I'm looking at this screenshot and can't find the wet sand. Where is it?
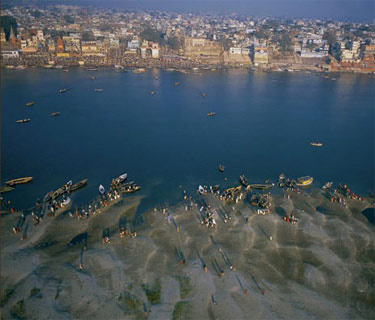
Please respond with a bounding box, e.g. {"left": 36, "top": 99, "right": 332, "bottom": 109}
{"left": 1, "top": 189, "right": 374, "bottom": 320}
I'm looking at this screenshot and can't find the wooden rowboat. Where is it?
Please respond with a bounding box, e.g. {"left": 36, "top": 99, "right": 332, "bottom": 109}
{"left": 6, "top": 177, "right": 33, "bottom": 186}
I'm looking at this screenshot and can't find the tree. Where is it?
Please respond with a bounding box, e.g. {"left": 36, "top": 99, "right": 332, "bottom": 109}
{"left": 323, "top": 31, "right": 337, "bottom": 46}
{"left": 265, "top": 20, "right": 279, "bottom": 31}
{"left": 63, "top": 15, "right": 74, "bottom": 24}
{"left": 220, "top": 38, "right": 232, "bottom": 51}
{"left": 140, "top": 27, "right": 163, "bottom": 44}
{"left": 0, "top": 15, "right": 17, "bottom": 40}
{"left": 254, "top": 26, "right": 268, "bottom": 39}
{"left": 278, "top": 33, "right": 293, "bottom": 52}
{"left": 82, "top": 31, "right": 95, "bottom": 41}
{"left": 167, "top": 36, "right": 180, "bottom": 50}
{"left": 31, "top": 10, "right": 42, "bottom": 18}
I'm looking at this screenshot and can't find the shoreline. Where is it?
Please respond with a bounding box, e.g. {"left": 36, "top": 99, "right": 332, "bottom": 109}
{"left": 1, "top": 185, "right": 374, "bottom": 319}
{"left": 2, "top": 63, "right": 375, "bottom": 75}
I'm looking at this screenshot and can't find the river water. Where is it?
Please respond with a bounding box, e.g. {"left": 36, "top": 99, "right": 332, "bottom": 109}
{"left": 2, "top": 68, "right": 374, "bottom": 212}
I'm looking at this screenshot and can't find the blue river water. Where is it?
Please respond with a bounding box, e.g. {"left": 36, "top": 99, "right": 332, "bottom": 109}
{"left": 2, "top": 69, "right": 374, "bottom": 212}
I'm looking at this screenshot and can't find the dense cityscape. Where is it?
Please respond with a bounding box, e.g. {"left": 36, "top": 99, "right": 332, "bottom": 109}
{"left": 1, "top": 4, "right": 375, "bottom": 72}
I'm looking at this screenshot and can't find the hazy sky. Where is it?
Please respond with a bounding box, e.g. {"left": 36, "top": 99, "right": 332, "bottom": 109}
{"left": 14, "top": 0, "right": 375, "bottom": 21}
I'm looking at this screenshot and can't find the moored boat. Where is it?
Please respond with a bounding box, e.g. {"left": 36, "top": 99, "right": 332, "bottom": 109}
{"left": 310, "top": 142, "right": 323, "bottom": 147}
{"left": 239, "top": 174, "right": 248, "bottom": 187}
{"left": 52, "top": 180, "right": 72, "bottom": 199}
{"left": 50, "top": 112, "right": 60, "bottom": 116}
{"left": 99, "top": 184, "right": 105, "bottom": 194}
{"left": 16, "top": 119, "right": 31, "bottom": 123}
{"left": 111, "top": 173, "right": 127, "bottom": 185}
{"left": 26, "top": 101, "right": 35, "bottom": 107}
{"left": 120, "top": 183, "right": 141, "bottom": 194}
{"left": 0, "top": 185, "right": 14, "bottom": 193}
{"left": 133, "top": 68, "right": 146, "bottom": 74}
{"left": 6, "top": 177, "right": 33, "bottom": 186}
{"left": 43, "top": 191, "right": 53, "bottom": 202}
{"left": 89, "top": 76, "right": 96, "bottom": 80}
{"left": 249, "top": 184, "right": 273, "bottom": 190}
{"left": 70, "top": 178, "right": 88, "bottom": 192}
{"left": 256, "top": 209, "right": 272, "bottom": 215}
{"left": 296, "top": 176, "right": 313, "bottom": 187}
{"left": 322, "top": 181, "right": 333, "bottom": 189}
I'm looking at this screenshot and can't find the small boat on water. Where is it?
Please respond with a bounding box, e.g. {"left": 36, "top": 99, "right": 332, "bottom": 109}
{"left": 296, "top": 176, "right": 313, "bottom": 187}
{"left": 174, "top": 82, "right": 180, "bottom": 86}
{"left": 322, "top": 181, "right": 333, "bottom": 189}
{"left": 16, "top": 119, "right": 31, "bottom": 123}
{"left": 99, "top": 184, "right": 105, "bottom": 195}
{"left": 198, "top": 185, "right": 206, "bottom": 195}
{"left": 112, "top": 173, "right": 127, "bottom": 185}
{"left": 87, "top": 68, "right": 98, "bottom": 71}
{"left": 211, "top": 184, "right": 220, "bottom": 192}
{"left": 94, "top": 88, "right": 103, "bottom": 92}
{"left": 26, "top": 101, "right": 35, "bottom": 107}
{"left": 43, "top": 191, "right": 53, "bottom": 202}
{"left": 207, "top": 112, "right": 216, "bottom": 117}
{"left": 6, "top": 177, "right": 33, "bottom": 186}
{"left": 202, "top": 93, "right": 207, "bottom": 97}
{"left": 71, "top": 178, "right": 88, "bottom": 192}
{"left": 239, "top": 174, "right": 249, "bottom": 187}
{"left": 310, "top": 142, "right": 323, "bottom": 147}
{"left": 50, "top": 112, "right": 60, "bottom": 117}
{"left": 59, "top": 88, "right": 67, "bottom": 93}
{"left": 52, "top": 180, "right": 72, "bottom": 199}
{"left": 63, "top": 69, "right": 69, "bottom": 72}
{"left": 224, "top": 186, "right": 242, "bottom": 195}
{"left": 120, "top": 182, "right": 141, "bottom": 194}
{"left": 0, "top": 185, "right": 14, "bottom": 193}
{"left": 249, "top": 184, "right": 273, "bottom": 190}
{"left": 150, "top": 90, "right": 155, "bottom": 95}
{"left": 218, "top": 165, "right": 225, "bottom": 172}
{"left": 61, "top": 197, "right": 71, "bottom": 207}
{"left": 89, "top": 76, "right": 96, "bottom": 80}
{"left": 133, "top": 68, "right": 146, "bottom": 74}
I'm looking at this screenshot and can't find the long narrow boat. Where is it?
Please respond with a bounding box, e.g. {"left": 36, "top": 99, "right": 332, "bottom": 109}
{"left": 6, "top": 177, "right": 33, "bottom": 186}
{"left": 239, "top": 174, "right": 248, "bottom": 187}
{"left": 0, "top": 186, "right": 14, "bottom": 193}
{"left": 59, "top": 88, "right": 67, "bottom": 93}
{"left": 296, "top": 176, "right": 313, "bottom": 187}
{"left": 50, "top": 112, "right": 60, "bottom": 117}
{"left": 112, "top": 173, "right": 127, "bottom": 185}
{"left": 249, "top": 184, "right": 273, "bottom": 190}
{"left": 70, "top": 178, "right": 88, "bottom": 192}
{"left": 223, "top": 185, "right": 242, "bottom": 195}
{"left": 43, "top": 191, "right": 53, "bottom": 203}
{"left": 120, "top": 183, "right": 141, "bottom": 194}
{"left": 26, "top": 101, "right": 35, "bottom": 107}
{"left": 16, "top": 119, "right": 31, "bottom": 123}
{"left": 94, "top": 88, "right": 103, "bottom": 92}
{"left": 207, "top": 112, "right": 216, "bottom": 116}
{"left": 310, "top": 142, "right": 323, "bottom": 147}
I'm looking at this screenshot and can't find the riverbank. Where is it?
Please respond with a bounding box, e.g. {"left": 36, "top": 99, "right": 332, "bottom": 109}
{"left": 1, "top": 186, "right": 374, "bottom": 319}
{"left": 2, "top": 60, "right": 374, "bottom": 75}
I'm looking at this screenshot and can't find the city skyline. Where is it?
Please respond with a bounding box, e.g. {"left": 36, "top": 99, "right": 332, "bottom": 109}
{"left": 2, "top": 0, "right": 374, "bottom": 22}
